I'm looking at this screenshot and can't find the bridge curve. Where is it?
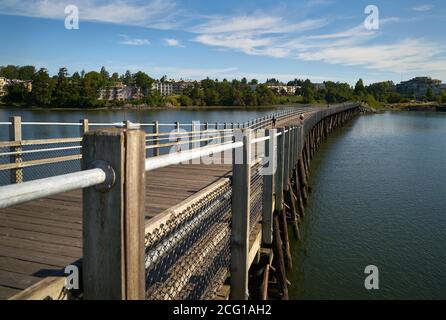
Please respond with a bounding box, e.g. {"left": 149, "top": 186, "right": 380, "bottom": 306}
{"left": 0, "top": 103, "right": 360, "bottom": 300}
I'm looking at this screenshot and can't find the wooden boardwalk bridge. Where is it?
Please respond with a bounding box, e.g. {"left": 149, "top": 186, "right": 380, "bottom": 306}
{"left": 0, "top": 104, "right": 361, "bottom": 300}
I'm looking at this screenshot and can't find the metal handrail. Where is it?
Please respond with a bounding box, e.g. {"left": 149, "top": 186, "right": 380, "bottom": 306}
{"left": 145, "top": 141, "right": 243, "bottom": 172}
{"left": 0, "top": 168, "right": 106, "bottom": 209}
{"left": 0, "top": 109, "right": 305, "bottom": 209}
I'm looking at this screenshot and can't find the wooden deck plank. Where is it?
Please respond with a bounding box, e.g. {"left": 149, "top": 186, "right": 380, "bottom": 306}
{"left": 0, "top": 270, "right": 43, "bottom": 290}
{"left": 0, "top": 110, "right": 313, "bottom": 299}
{"left": 0, "top": 163, "right": 234, "bottom": 299}
{"left": 0, "top": 286, "right": 20, "bottom": 299}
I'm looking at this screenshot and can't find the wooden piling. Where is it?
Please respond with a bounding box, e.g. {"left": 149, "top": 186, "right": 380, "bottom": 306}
{"left": 273, "top": 213, "right": 288, "bottom": 300}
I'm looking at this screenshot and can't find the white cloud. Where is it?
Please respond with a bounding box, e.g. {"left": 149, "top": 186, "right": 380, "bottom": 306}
{"left": 195, "top": 14, "right": 446, "bottom": 77}
{"left": 119, "top": 34, "right": 150, "bottom": 46}
{"left": 151, "top": 66, "right": 334, "bottom": 82}
{"left": 298, "top": 39, "right": 446, "bottom": 74}
{"left": 193, "top": 15, "right": 327, "bottom": 35}
{"left": 151, "top": 66, "right": 239, "bottom": 78}
{"left": 0, "top": 0, "right": 180, "bottom": 29}
{"left": 412, "top": 5, "right": 434, "bottom": 12}
{"left": 193, "top": 13, "right": 327, "bottom": 59}
{"left": 164, "top": 38, "right": 184, "bottom": 47}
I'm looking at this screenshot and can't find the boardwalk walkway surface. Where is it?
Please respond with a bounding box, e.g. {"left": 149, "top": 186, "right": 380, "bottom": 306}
{"left": 0, "top": 107, "right": 314, "bottom": 299}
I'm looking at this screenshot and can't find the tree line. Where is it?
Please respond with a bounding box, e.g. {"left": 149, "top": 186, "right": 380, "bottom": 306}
{"left": 0, "top": 65, "right": 280, "bottom": 108}
{"left": 1, "top": 65, "right": 445, "bottom": 108}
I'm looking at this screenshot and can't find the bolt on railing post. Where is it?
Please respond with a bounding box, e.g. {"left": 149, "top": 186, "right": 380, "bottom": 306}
{"left": 262, "top": 129, "right": 276, "bottom": 245}
{"left": 275, "top": 128, "right": 285, "bottom": 212}
{"left": 82, "top": 127, "right": 146, "bottom": 300}
{"left": 9, "top": 116, "right": 23, "bottom": 184}
{"left": 230, "top": 128, "right": 251, "bottom": 300}
{"left": 153, "top": 120, "right": 160, "bottom": 156}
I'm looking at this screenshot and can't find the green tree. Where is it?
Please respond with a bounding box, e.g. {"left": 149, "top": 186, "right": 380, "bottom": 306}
{"left": 53, "top": 67, "right": 71, "bottom": 106}
{"left": 354, "top": 78, "right": 366, "bottom": 96}
{"left": 178, "top": 95, "right": 193, "bottom": 106}
{"left": 5, "top": 82, "right": 28, "bottom": 103}
{"left": 302, "top": 79, "right": 315, "bottom": 103}
{"left": 133, "top": 71, "right": 154, "bottom": 97}
{"left": 425, "top": 87, "right": 435, "bottom": 101}
{"left": 18, "top": 66, "right": 36, "bottom": 80}
{"left": 255, "top": 84, "right": 277, "bottom": 105}
{"left": 31, "top": 68, "right": 53, "bottom": 106}
{"left": 123, "top": 70, "right": 133, "bottom": 85}
{"left": 81, "top": 71, "right": 104, "bottom": 106}
{"left": 0, "top": 65, "right": 19, "bottom": 79}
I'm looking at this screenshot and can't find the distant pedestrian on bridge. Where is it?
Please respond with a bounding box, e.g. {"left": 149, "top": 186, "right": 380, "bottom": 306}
{"left": 272, "top": 116, "right": 277, "bottom": 128}
{"left": 299, "top": 114, "right": 304, "bottom": 125}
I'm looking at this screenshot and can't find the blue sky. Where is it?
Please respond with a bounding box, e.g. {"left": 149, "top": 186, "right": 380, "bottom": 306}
{"left": 0, "top": 0, "right": 445, "bottom": 84}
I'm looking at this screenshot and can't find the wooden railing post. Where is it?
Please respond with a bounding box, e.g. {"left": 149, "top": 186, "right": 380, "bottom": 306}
{"left": 153, "top": 120, "right": 159, "bottom": 156}
{"left": 292, "top": 126, "right": 297, "bottom": 168}
{"left": 80, "top": 119, "right": 89, "bottom": 136}
{"left": 9, "top": 116, "right": 23, "bottom": 184}
{"left": 175, "top": 121, "right": 180, "bottom": 152}
{"left": 231, "top": 128, "right": 251, "bottom": 300}
{"left": 262, "top": 129, "right": 276, "bottom": 245}
{"left": 82, "top": 127, "right": 146, "bottom": 300}
{"left": 283, "top": 126, "right": 291, "bottom": 191}
{"left": 275, "top": 128, "right": 285, "bottom": 212}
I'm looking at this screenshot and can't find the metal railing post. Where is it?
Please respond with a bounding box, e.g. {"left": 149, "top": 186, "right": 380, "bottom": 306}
{"left": 9, "top": 116, "right": 23, "bottom": 184}
{"left": 262, "top": 129, "right": 276, "bottom": 245}
{"left": 230, "top": 128, "right": 251, "bottom": 300}
{"left": 82, "top": 127, "right": 146, "bottom": 300}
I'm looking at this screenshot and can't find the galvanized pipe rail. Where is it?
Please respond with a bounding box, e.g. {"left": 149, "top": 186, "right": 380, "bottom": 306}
{"left": 0, "top": 103, "right": 361, "bottom": 300}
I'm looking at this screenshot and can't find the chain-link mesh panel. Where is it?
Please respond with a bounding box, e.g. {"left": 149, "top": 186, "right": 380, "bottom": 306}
{"left": 0, "top": 139, "right": 82, "bottom": 186}
{"left": 249, "top": 161, "right": 264, "bottom": 234}
{"left": 144, "top": 180, "right": 231, "bottom": 300}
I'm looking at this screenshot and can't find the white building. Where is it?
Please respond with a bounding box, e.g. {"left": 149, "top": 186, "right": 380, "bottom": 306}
{"left": 267, "top": 85, "right": 300, "bottom": 96}
{"left": 152, "top": 81, "right": 173, "bottom": 96}
{"left": 0, "top": 77, "right": 32, "bottom": 97}
{"left": 0, "top": 77, "right": 7, "bottom": 97}
{"left": 98, "top": 82, "right": 142, "bottom": 101}
{"left": 152, "top": 80, "right": 196, "bottom": 96}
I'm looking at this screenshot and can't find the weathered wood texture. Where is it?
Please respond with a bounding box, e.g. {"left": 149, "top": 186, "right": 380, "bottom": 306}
{"left": 0, "top": 108, "right": 321, "bottom": 299}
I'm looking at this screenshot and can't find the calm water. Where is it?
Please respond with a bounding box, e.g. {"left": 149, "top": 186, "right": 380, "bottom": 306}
{"left": 0, "top": 106, "right": 296, "bottom": 185}
{"left": 290, "top": 111, "right": 446, "bottom": 299}
{"left": 0, "top": 107, "right": 285, "bottom": 140}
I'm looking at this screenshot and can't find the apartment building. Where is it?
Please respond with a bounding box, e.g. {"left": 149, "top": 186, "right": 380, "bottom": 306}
{"left": 152, "top": 80, "right": 196, "bottom": 96}
{"left": 0, "top": 77, "right": 7, "bottom": 97}
{"left": 0, "top": 77, "right": 32, "bottom": 97}
{"left": 397, "top": 77, "right": 444, "bottom": 98}
{"left": 98, "top": 82, "right": 142, "bottom": 101}
{"left": 267, "top": 85, "right": 300, "bottom": 96}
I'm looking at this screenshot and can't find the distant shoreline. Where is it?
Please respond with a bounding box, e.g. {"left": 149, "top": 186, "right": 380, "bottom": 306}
{"left": 380, "top": 102, "right": 446, "bottom": 112}
{"left": 0, "top": 102, "right": 310, "bottom": 112}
